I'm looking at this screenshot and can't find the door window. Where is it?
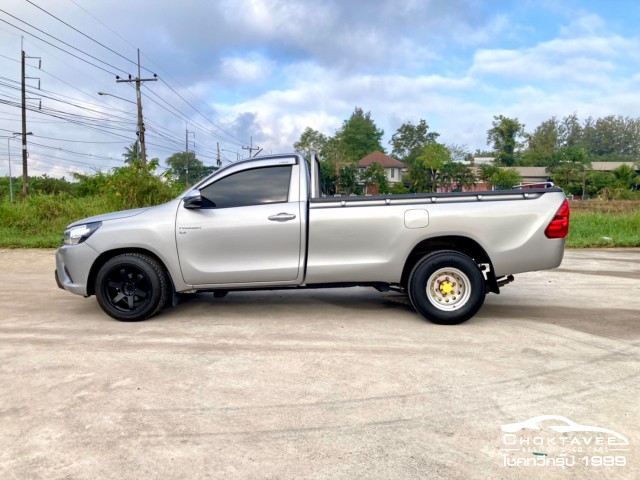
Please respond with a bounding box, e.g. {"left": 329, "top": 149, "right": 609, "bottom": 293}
{"left": 200, "top": 166, "right": 292, "bottom": 208}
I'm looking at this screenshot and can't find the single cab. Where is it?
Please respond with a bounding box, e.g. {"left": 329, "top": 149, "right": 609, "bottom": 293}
{"left": 56, "top": 153, "right": 569, "bottom": 324}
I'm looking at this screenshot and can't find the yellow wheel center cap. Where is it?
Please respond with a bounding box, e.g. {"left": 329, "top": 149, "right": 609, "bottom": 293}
{"left": 439, "top": 281, "right": 454, "bottom": 295}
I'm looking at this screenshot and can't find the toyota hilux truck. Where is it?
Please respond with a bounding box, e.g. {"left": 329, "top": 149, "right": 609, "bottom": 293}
{"left": 55, "top": 153, "right": 569, "bottom": 325}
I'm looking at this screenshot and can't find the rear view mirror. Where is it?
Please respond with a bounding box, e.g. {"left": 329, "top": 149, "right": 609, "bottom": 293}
{"left": 183, "top": 194, "right": 203, "bottom": 209}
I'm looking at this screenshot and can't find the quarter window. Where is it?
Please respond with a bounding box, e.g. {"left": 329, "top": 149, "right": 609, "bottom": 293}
{"left": 200, "top": 165, "right": 292, "bottom": 208}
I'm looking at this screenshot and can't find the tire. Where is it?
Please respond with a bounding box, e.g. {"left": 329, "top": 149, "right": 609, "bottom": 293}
{"left": 407, "top": 251, "right": 485, "bottom": 325}
{"left": 95, "top": 253, "right": 169, "bottom": 322}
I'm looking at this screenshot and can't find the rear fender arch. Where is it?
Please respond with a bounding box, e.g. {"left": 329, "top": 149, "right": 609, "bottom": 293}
{"left": 401, "top": 236, "right": 499, "bottom": 293}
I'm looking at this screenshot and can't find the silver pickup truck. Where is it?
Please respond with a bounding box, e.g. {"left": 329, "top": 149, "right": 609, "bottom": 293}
{"left": 55, "top": 153, "right": 569, "bottom": 324}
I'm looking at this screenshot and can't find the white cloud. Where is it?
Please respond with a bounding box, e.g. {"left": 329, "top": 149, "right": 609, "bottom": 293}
{"left": 218, "top": 53, "right": 275, "bottom": 85}
{"left": 3, "top": 2, "right": 640, "bottom": 178}
{"left": 470, "top": 15, "right": 636, "bottom": 86}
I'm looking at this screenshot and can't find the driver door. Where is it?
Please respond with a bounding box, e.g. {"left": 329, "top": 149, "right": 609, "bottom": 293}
{"left": 176, "top": 161, "right": 302, "bottom": 285}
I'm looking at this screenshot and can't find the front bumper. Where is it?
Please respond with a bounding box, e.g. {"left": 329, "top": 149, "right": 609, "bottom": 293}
{"left": 55, "top": 269, "right": 63, "bottom": 289}
{"left": 55, "top": 242, "right": 100, "bottom": 296}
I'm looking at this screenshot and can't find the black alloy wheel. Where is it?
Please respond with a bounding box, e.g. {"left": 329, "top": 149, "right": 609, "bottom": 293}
{"left": 95, "top": 253, "right": 169, "bottom": 321}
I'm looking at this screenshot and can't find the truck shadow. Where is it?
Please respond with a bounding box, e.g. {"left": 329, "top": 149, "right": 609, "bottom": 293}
{"left": 478, "top": 302, "right": 640, "bottom": 340}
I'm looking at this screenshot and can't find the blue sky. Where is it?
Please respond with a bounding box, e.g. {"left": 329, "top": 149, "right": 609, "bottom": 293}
{"left": 1, "top": 0, "right": 640, "bottom": 176}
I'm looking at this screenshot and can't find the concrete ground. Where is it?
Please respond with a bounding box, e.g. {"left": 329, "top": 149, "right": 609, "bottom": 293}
{"left": 0, "top": 248, "right": 638, "bottom": 480}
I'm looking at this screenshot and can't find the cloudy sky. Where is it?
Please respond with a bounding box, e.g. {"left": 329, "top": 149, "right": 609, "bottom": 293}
{"left": 1, "top": 0, "right": 639, "bottom": 177}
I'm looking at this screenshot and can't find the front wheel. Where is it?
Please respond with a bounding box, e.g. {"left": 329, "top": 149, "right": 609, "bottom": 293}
{"left": 95, "top": 253, "right": 169, "bottom": 322}
{"left": 408, "top": 252, "right": 485, "bottom": 325}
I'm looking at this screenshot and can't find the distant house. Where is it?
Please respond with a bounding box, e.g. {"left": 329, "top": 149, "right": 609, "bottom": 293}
{"left": 357, "top": 151, "right": 407, "bottom": 184}
{"left": 467, "top": 166, "right": 550, "bottom": 191}
{"left": 512, "top": 167, "right": 551, "bottom": 185}
{"left": 469, "top": 157, "right": 495, "bottom": 165}
{"left": 468, "top": 162, "right": 638, "bottom": 192}
{"left": 591, "top": 161, "right": 638, "bottom": 172}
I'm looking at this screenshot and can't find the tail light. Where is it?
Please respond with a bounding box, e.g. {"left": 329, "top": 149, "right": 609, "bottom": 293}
{"left": 545, "top": 199, "right": 570, "bottom": 239}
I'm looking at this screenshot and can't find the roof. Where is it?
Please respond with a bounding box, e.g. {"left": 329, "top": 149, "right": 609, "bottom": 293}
{"left": 591, "top": 161, "right": 638, "bottom": 171}
{"left": 358, "top": 151, "right": 406, "bottom": 168}
{"left": 510, "top": 167, "right": 548, "bottom": 177}
{"left": 470, "top": 157, "right": 495, "bottom": 164}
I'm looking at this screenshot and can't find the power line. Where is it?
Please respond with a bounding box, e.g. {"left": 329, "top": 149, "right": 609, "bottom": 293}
{"left": 0, "top": 3, "right": 256, "bottom": 174}
{"left": 158, "top": 77, "right": 249, "bottom": 145}
{"left": 0, "top": 52, "right": 20, "bottom": 64}
{"left": 68, "top": 0, "right": 139, "bottom": 51}
{"left": 33, "top": 134, "right": 126, "bottom": 144}
{"left": 30, "top": 141, "right": 120, "bottom": 161}
{"left": 0, "top": 8, "right": 132, "bottom": 76}
{"left": 25, "top": 0, "right": 146, "bottom": 73}
{"left": 0, "top": 17, "right": 118, "bottom": 76}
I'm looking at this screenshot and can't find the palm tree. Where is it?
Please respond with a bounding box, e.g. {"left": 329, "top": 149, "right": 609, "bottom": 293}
{"left": 612, "top": 164, "right": 638, "bottom": 189}
{"left": 123, "top": 141, "right": 140, "bottom": 164}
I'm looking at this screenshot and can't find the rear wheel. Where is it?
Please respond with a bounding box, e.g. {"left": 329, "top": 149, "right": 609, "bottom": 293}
{"left": 95, "top": 253, "right": 169, "bottom": 322}
{"left": 408, "top": 251, "right": 485, "bottom": 325}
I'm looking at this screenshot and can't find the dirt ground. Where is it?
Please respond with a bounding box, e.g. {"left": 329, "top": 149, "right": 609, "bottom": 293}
{"left": 0, "top": 248, "right": 639, "bottom": 479}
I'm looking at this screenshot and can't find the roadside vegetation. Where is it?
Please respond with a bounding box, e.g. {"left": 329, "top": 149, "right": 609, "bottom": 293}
{"left": 0, "top": 158, "right": 183, "bottom": 248}
{"left": 567, "top": 201, "right": 640, "bottom": 248}
{"left": 1, "top": 111, "right": 639, "bottom": 248}
{"left": 1, "top": 190, "right": 637, "bottom": 249}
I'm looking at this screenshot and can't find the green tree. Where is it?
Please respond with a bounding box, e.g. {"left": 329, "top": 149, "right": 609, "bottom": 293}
{"left": 318, "top": 161, "right": 337, "bottom": 195}
{"left": 547, "top": 146, "right": 590, "bottom": 195}
{"left": 318, "top": 135, "right": 349, "bottom": 164}
{"left": 337, "top": 164, "right": 359, "bottom": 195}
{"left": 28, "top": 174, "right": 74, "bottom": 195}
{"left": 487, "top": 115, "right": 525, "bottom": 166}
{"left": 584, "top": 170, "right": 615, "bottom": 197}
{"left": 522, "top": 117, "right": 559, "bottom": 166}
{"left": 165, "top": 152, "right": 215, "bottom": 186}
{"left": 491, "top": 169, "right": 522, "bottom": 190}
{"left": 123, "top": 141, "right": 141, "bottom": 164}
{"left": 473, "top": 148, "right": 495, "bottom": 158}
{"left": 360, "top": 162, "right": 389, "bottom": 194}
{"left": 448, "top": 144, "right": 471, "bottom": 163}
{"left": 390, "top": 182, "right": 409, "bottom": 194}
{"left": 409, "top": 143, "right": 451, "bottom": 192}
{"left": 389, "top": 119, "right": 439, "bottom": 165}
{"left": 334, "top": 107, "right": 385, "bottom": 163}
{"left": 104, "top": 158, "right": 180, "bottom": 209}
{"left": 293, "top": 127, "right": 328, "bottom": 157}
{"left": 441, "top": 162, "right": 476, "bottom": 192}
{"left": 548, "top": 162, "right": 589, "bottom": 194}
{"left": 478, "top": 164, "right": 500, "bottom": 188}
{"left": 612, "top": 164, "right": 639, "bottom": 189}
{"left": 559, "top": 113, "right": 583, "bottom": 148}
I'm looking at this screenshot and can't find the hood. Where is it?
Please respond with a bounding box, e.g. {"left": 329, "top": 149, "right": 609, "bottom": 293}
{"left": 68, "top": 207, "right": 151, "bottom": 227}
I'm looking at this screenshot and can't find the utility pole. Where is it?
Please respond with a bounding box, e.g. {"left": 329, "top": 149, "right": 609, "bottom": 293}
{"left": 116, "top": 49, "right": 156, "bottom": 167}
{"left": 242, "top": 136, "right": 263, "bottom": 157}
{"left": 20, "top": 41, "right": 41, "bottom": 197}
{"left": 216, "top": 142, "right": 221, "bottom": 167}
{"left": 185, "top": 127, "right": 194, "bottom": 185}
{"left": 21, "top": 49, "right": 26, "bottom": 196}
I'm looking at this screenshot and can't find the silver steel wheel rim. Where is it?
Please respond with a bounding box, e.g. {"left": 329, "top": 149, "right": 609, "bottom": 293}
{"left": 426, "top": 267, "right": 471, "bottom": 311}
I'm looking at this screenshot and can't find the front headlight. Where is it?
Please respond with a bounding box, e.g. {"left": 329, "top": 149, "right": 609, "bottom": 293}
{"left": 63, "top": 222, "right": 102, "bottom": 245}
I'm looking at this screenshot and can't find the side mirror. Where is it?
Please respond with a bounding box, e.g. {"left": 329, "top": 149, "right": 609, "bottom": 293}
{"left": 183, "top": 194, "right": 203, "bottom": 209}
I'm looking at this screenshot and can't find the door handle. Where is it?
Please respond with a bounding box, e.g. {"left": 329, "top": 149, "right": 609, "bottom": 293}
{"left": 268, "top": 213, "right": 296, "bottom": 222}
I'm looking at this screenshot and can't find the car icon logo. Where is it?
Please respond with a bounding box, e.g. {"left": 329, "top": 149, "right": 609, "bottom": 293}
{"left": 501, "top": 415, "right": 628, "bottom": 444}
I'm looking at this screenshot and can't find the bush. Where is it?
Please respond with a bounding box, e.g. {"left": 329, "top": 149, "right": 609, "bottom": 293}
{"left": 0, "top": 161, "right": 183, "bottom": 247}
{"left": 99, "top": 160, "right": 181, "bottom": 210}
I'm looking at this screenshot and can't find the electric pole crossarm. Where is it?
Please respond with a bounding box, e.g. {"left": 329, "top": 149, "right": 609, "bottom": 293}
{"left": 113, "top": 49, "right": 157, "bottom": 167}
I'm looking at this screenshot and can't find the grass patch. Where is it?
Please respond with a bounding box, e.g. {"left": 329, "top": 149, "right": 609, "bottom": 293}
{"left": 0, "top": 194, "right": 115, "bottom": 248}
{"left": 567, "top": 210, "right": 640, "bottom": 248}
